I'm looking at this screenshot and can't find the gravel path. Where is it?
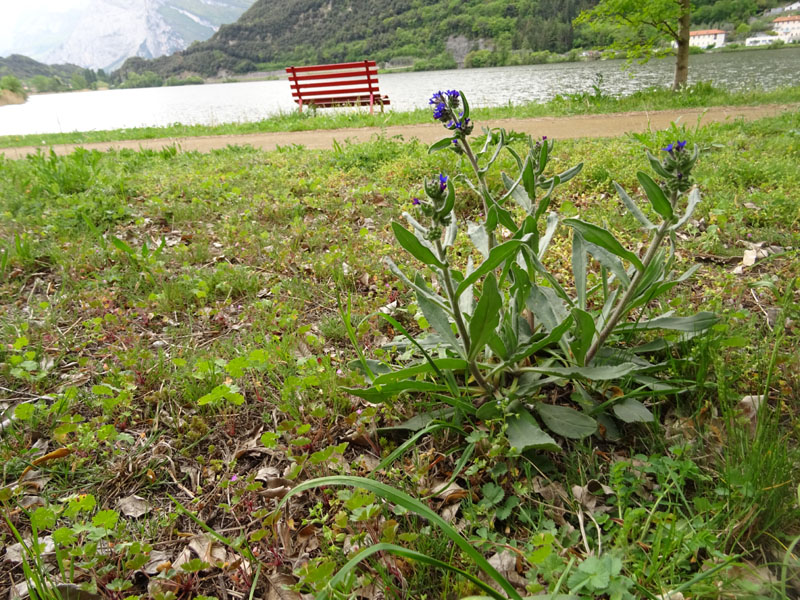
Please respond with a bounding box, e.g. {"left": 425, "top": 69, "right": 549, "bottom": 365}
{"left": 1, "top": 104, "right": 795, "bottom": 159}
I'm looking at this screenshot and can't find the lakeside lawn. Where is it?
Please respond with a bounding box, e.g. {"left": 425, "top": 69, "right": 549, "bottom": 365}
{"left": 1, "top": 82, "right": 799, "bottom": 150}
{"left": 1, "top": 108, "right": 799, "bottom": 598}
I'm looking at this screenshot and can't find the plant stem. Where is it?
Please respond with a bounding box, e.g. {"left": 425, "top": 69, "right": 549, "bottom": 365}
{"left": 583, "top": 219, "right": 671, "bottom": 365}
{"left": 459, "top": 138, "right": 496, "bottom": 251}
{"left": 435, "top": 240, "right": 494, "bottom": 393}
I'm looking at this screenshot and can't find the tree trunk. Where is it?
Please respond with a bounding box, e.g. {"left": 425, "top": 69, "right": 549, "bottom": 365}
{"left": 673, "top": 0, "right": 691, "bottom": 90}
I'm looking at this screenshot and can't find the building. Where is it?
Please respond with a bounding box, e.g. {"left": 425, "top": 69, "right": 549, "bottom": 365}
{"left": 689, "top": 29, "right": 727, "bottom": 48}
{"left": 773, "top": 15, "right": 800, "bottom": 43}
{"left": 746, "top": 34, "right": 778, "bottom": 46}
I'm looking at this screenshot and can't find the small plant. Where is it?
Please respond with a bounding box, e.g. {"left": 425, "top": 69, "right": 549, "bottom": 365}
{"left": 344, "top": 90, "right": 716, "bottom": 447}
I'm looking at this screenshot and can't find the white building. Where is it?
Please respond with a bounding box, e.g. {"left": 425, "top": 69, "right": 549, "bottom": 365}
{"left": 689, "top": 29, "right": 727, "bottom": 48}
{"left": 774, "top": 15, "right": 800, "bottom": 43}
{"left": 746, "top": 34, "right": 778, "bottom": 46}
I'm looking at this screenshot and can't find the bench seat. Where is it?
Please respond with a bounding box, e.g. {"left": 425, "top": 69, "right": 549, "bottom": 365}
{"left": 286, "top": 60, "right": 390, "bottom": 114}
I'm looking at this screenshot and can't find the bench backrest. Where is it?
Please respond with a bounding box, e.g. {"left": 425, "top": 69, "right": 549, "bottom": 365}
{"left": 286, "top": 60, "right": 381, "bottom": 108}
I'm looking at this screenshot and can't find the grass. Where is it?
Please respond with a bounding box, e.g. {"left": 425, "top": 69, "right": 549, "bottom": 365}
{"left": 0, "top": 110, "right": 799, "bottom": 598}
{"left": 0, "top": 82, "right": 799, "bottom": 149}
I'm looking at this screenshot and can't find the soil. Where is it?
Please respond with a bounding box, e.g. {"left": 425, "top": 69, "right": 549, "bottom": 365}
{"left": 0, "top": 90, "right": 25, "bottom": 107}
{"left": 0, "top": 103, "right": 796, "bottom": 159}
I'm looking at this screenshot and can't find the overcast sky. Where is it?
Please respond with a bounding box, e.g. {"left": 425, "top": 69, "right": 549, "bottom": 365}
{"left": 0, "top": 0, "right": 92, "bottom": 54}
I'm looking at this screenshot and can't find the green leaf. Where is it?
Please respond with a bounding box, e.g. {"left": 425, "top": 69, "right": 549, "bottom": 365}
{"left": 467, "top": 221, "right": 490, "bottom": 259}
{"left": 612, "top": 398, "right": 654, "bottom": 423}
{"left": 13, "top": 403, "right": 35, "bottom": 421}
{"left": 480, "top": 482, "right": 505, "bottom": 507}
{"left": 556, "top": 162, "right": 583, "bottom": 184}
{"left": 343, "top": 380, "right": 450, "bottom": 402}
{"left": 614, "top": 311, "right": 718, "bottom": 333}
{"left": 563, "top": 219, "right": 644, "bottom": 271}
{"left": 417, "top": 292, "right": 464, "bottom": 357}
{"left": 428, "top": 137, "right": 455, "bottom": 153}
{"left": 573, "top": 232, "right": 587, "bottom": 310}
{"left": 506, "top": 409, "right": 561, "bottom": 453}
{"left": 391, "top": 222, "right": 443, "bottom": 268}
{"left": 672, "top": 187, "right": 702, "bottom": 230}
{"left": 502, "top": 171, "right": 532, "bottom": 213}
{"left": 570, "top": 308, "right": 596, "bottom": 366}
{"left": 523, "top": 362, "right": 642, "bottom": 381}
{"left": 646, "top": 150, "right": 671, "bottom": 178}
{"left": 468, "top": 273, "right": 502, "bottom": 360}
{"left": 535, "top": 404, "right": 597, "bottom": 439}
{"left": 320, "top": 543, "right": 506, "bottom": 600}
{"left": 526, "top": 285, "right": 569, "bottom": 333}
{"left": 614, "top": 181, "right": 655, "bottom": 230}
{"left": 31, "top": 507, "right": 56, "bottom": 531}
{"left": 92, "top": 509, "right": 119, "bottom": 530}
{"left": 637, "top": 171, "right": 674, "bottom": 222}
{"left": 455, "top": 238, "right": 524, "bottom": 298}
{"left": 274, "top": 478, "right": 522, "bottom": 600}
{"left": 372, "top": 359, "right": 469, "bottom": 386}
{"left": 460, "top": 90, "right": 470, "bottom": 120}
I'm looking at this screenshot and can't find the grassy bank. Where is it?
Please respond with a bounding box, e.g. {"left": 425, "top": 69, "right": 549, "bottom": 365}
{"left": 1, "top": 111, "right": 799, "bottom": 598}
{"left": 1, "top": 82, "right": 799, "bottom": 149}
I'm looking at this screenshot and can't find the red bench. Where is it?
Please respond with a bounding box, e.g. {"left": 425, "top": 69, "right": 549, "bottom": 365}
{"left": 286, "top": 60, "right": 390, "bottom": 114}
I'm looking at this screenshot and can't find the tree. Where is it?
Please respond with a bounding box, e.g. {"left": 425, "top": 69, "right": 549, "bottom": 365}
{"left": 575, "top": 0, "right": 692, "bottom": 91}
{"left": 0, "top": 75, "right": 25, "bottom": 96}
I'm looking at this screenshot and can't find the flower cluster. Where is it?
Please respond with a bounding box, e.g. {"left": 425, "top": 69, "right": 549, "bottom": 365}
{"left": 412, "top": 173, "right": 453, "bottom": 239}
{"left": 429, "top": 90, "right": 474, "bottom": 138}
{"left": 658, "top": 140, "right": 697, "bottom": 194}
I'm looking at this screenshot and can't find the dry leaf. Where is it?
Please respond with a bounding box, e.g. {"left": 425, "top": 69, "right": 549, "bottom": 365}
{"left": 572, "top": 479, "right": 614, "bottom": 513}
{"left": 188, "top": 534, "right": 228, "bottom": 567}
{"left": 117, "top": 494, "right": 152, "bottom": 518}
{"left": 482, "top": 551, "right": 527, "bottom": 592}
{"left": 738, "top": 395, "right": 766, "bottom": 437}
{"left": 19, "top": 448, "right": 72, "bottom": 479}
{"left": 431, "top": 480, "right": 470, "bottom": 505}
{"left": 267, "top": 573, "right": 302, "bottom": 600}
{"left": 5, "top": 536, "right": 55, "bottom": 565}
{"left": 142, "top": 550, "right": 171, "bottom": 575}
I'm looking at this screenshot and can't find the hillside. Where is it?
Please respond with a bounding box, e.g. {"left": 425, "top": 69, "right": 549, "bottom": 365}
{"left": 0, "top": 55, "right": 83, "bottom": 81}
{"left": 114, "top": 0, "right": 790, "bottom": 80}
{"left": 116, "top": 0, "right": 597, "bottom": 78}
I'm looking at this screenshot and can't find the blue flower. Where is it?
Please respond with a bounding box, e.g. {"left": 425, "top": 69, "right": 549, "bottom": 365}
{"left": 676, "top": 140, "right": 687, "bottom": 151}
{"left": 433, "top": 103, "right": 447, "bottom": 120}
{"left": 439, "top": 174, "right": 448, "bottom": 191}
{"left": 446, "top": 90, "right": 460, "bottom": 100}
{"left": 454, "top": 117, "right": 470, "bottom": 130}
{"left": 412, "top": 197, "right": 421, "bottom": 205}
{"left": 428, "top": 91, "right": 446, "bottom": 105}
{"left": 662, "top": 143, "right": 674, "bottom": 153}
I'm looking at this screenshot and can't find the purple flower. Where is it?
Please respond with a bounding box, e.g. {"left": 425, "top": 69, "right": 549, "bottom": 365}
{"left": 412, "top": 197, "right": 421, "bottom": 205}
{"left": 438, "top": 174, "right": 448, "bottom": 191}
{"left": 446, "top": 90, "right": 460, "bottom": 100}
{"left": 542, "top": 135, "right": 548, "bottom": 141}
{"left": 676, "top": 140, "right": 687, "bottom": 151}
{"left": 662, "top": 143, "right": 674, "bottom": 153}
{"left": 428, "top": 91, "right": 446, "bottom": 105}
{"left": 433, "top": 103, "right": 447, "bottom": 120}
{"left": 230, "top": 474, "right": 238, "bottom": 482}
{"left": 454, "top": 117, "right": 470, "bottom": 130}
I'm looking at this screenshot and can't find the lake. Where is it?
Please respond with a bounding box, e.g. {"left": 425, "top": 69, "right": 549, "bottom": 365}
{"left": 1, "top": 48, "right": 799, "bottom": 137}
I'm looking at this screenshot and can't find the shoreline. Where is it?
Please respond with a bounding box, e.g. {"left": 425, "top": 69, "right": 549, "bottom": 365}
{"left": 1, "top": 102, "right": 795, "bottom": 159}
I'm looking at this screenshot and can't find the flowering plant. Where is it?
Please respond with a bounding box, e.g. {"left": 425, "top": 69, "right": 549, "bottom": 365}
{"left": 345, "top": 91, "right": 715, "bottom": 447}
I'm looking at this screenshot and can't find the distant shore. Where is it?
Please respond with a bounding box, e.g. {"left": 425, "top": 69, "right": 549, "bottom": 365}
{"left": 0, "top": 90, "right": 25, "bottom": 106}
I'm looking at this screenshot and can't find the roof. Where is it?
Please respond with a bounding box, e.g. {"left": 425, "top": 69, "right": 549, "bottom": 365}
{"left": 690, "top": 29, "right": 726, "bottom": 36}
{"left": 774, "top": 16, "right": 800, "bottom": 22}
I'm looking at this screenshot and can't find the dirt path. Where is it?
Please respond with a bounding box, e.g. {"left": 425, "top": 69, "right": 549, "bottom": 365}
{"left": 1, "top": 104, "right": 795, "bottom": 159}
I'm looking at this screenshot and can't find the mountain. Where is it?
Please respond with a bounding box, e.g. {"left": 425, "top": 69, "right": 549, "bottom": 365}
{"left": 0, "top": 54, "right": 83, "bottom": 81}
{"left": 115, "top": 0, "right": 597, "bottom": 78}
{"left": 2, "top": 0, "right": 258, "bottom": 72}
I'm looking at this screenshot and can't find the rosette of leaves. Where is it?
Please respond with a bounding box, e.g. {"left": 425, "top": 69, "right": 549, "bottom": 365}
{"left": 344, "top": 90, "right": 716, "bottom": 450}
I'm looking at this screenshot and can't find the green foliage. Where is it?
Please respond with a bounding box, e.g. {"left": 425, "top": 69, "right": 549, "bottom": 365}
{"left": 346, "top": 91, "right": 715, "bottom": 446}
{"left": 1, "top": 75, "right": 25, "bottom": 96}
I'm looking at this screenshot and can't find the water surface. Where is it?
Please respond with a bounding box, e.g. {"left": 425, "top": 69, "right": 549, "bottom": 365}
{"left": 1, "top": 48, "right": 798, "bottom": 136}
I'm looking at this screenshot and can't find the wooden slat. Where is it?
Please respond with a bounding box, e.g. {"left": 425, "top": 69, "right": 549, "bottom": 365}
{"left": 290, "top": 80, "right": 377, "bottom": 91}
{"left": 288, "top": 70, "right": 378, "bottom": 82}
{"left": 291, "top": 87, "right": 379, "bottom": 98}
{"left": 286, "top": 60, "right": 376, "bottom": 73}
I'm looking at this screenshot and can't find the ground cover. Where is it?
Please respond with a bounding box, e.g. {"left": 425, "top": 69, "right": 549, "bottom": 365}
{"left": 0, "top": 108, "right": 799, "bottom": 599}
{"left": 1, "top": 82, "right": 799, "bottom": 149}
